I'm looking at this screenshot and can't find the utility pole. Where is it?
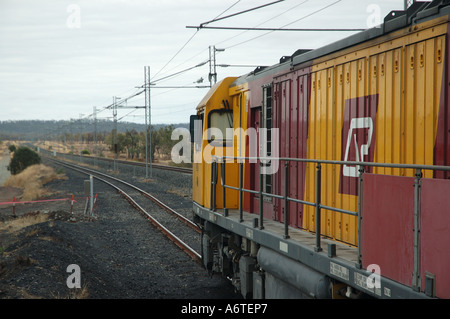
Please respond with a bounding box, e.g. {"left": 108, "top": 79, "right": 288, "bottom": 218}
{"left": 208, "top": 46, "right": 225, "bottom": 87}
{"left": 79, "top": 113, "right": 83, "bottom": 163}
{"left": 113, "top": 96, "right": 119, "bottom": 172}
{"left": 70, "top": 118, "right": 74, "bottom": 154}
{"left": 109, "top": 93, "right": 145, "bottom": 173}
{"left": 144, "top": 66, "right": 152, "bottom": 179}
{"left": 209, "top": 46, "right": 216, "bottom": 87}
{"left": 93, "top": 106, "right": 97, "bottom": 167}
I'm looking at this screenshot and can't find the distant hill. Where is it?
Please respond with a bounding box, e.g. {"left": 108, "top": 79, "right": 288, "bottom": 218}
{"left": 0, "top": 120, "right": 189, "bottom": 140}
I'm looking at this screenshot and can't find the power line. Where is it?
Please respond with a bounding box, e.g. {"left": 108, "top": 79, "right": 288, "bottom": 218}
{"left": 223, "top": 0, "right": 346, "bottom": 50}
{"left": 280, "top": 0, "right": 344, "bottom": 29}
{"left": 187, "top": 1, "right": 359, "bottom": 33}
{"left": 105, "top": 89, "right": 145, "bottom": 109}
{"left": 118, "top": 108, "right": 139, "bottom": 121}
{"left": 91, "top": 87, "right": 144, "bottom": 116}
{"left": 150, "top": 85, "right": 210, "bottom": 89}
{"left": 151, "top": 1, "right": 244, "bottom": 83}
{"left": 214, "top": 0, "right": 310, "bottom": 47}
{"left": 188, "top": 26, "right": 364, "bottom": 32}
{"left": 198, "top": 0, "right": 285, "bottom": 28}
{"left": 153, "top": 48, "right": 209, "bottom": 82}
{"left": 69, "top": 1, "right": 349, "bottom": 128}
{"left": 151, "top": 60, "right": 209, "bottom": 84}
{"left": 152, "top": 29, "right": 199, "bottom": 80}
{"left": 212, "top": 0, "right": 242, "bottom": 20}
{"left": 218, "top": 64, "right": 266, "bottom": 68}
{"left": 151, "top": 2, "right": 283, "bottom": 90}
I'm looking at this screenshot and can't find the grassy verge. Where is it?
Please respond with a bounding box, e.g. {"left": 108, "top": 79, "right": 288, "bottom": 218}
{"left": 3, "top": 164, "right": 67, "bottom": 201}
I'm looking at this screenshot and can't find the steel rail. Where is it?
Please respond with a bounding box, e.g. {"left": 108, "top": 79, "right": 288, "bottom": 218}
{"left": 47, "top": 158, "right": 202, "bottom": 263}
{"left": 49, "top": 158, "right": 200, "bottom": 233}
{"left": 105, "top": 156, "right": 192, "bottom": 174}
{"left": 61, "top": 151, "right": 192, "bottom": 174}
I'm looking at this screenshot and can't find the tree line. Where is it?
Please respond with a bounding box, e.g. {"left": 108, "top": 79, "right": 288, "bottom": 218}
{"left": 0, "top": 119, "right": 188, "bottom": 141}
{"left": 68, "top": 125, "right": 181, "bottom": 161}
{"left": 0, "top": 120, "right": 189, "bottom": 162}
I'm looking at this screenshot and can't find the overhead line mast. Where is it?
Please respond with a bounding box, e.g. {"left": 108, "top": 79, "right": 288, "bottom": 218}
{"left": 144, "top": 66, "right": 152, "bottom": 179}
{"left": 209, "top": 45, "right": 225, "bottom": 87}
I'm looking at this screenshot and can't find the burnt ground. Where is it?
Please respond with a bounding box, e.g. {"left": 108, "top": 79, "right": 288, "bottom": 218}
{"left": 0, "top": 157, "right": 239, "bottom": 302}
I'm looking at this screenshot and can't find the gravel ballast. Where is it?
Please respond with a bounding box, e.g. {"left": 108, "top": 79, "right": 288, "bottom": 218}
{"left": 0, "top": 156, "right": 239, "bottom": 300}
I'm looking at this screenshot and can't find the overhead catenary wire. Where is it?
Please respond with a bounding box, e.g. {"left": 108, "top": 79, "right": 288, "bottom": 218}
{"left": 118, "top": 108, "right": 139, "bottom": 121}
{"left": 150, "top": 60, "right": 209, "bottom": 84}
{"left": 151, "top": 0, "right": 352, "bottom": 123}
{"left": 222, "top": 0, "right": 347, "bottom": 50}
{"left": 38, "top": 84, "right": 151, "bottom": 139}
{"left": 58, "top": 87, "right": 146, "bottom": 137}
{"left": 84, "top": 2, "right": 289, "bottom": 125}
{"left": 152, "top": 29, "right": 200, "bottom": 81}
{"left": 150, "top": 0, "right": 243, "bottom": 84}
{"left": 166, "top": 0, "right": 304, "bottom": 76}
{"left": 153, "top": 48, "right": 209, "bottom": 82}
{"left": 198, "top": 0, "right": 285, "bottom": 28}
{"left": 189, "top": 26, "right": 365, "bottom": 32}
{"left": 214, "top": 0, "right": 310, "bottom": 47}
{"left": 211, "top": 0, "right": 242, "bottom": 21}
{"left": 150, "top": 81, "right": 205, "bottom": 98}
{"left": 70, "top": 0, "right": 352, "bottom": 127}
{"left": 187, "top": 0, "right": 359, "bottom": 34}
{"left": 89, "top": 86, "right": 146, "bottom": 117}
{"left": 104, "top": 1, "right": 312, "bottom": 123}
{"left": 106, "top": 89, "right": 145, "bottom": 109}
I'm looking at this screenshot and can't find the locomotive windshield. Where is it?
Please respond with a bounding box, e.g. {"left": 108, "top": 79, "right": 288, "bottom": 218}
{"left": 207, "top": 109, "right": 233, "bottom": 146}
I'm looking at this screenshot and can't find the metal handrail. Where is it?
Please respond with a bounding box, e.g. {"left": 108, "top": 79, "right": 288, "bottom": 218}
{"left": 210, "top": 155, "right": 450, "bottom": 283}
{"left": 215, "top": 155, "right": 450, "bottom": 171}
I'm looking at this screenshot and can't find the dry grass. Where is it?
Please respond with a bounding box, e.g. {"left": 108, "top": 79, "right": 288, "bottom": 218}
{"left": 51, "top": 283, "right": 90, "bottom": 299}
{"left": 67, "top": 283, "right": 90, "bottom": 299}
{"left": 0, "top": 213, "right": 49, "bottom": 234}
{"left": 3, "top": 164, "right": 67, "bottom": 201}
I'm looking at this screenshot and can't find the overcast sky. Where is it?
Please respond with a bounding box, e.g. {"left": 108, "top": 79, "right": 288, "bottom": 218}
{"left": 0, "top": 0, "right": 407, "bottom": 126}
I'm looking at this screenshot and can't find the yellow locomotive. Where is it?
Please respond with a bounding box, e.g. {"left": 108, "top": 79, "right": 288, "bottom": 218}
{"left": 191, "top": 1, "right": 450, "bottom": 299}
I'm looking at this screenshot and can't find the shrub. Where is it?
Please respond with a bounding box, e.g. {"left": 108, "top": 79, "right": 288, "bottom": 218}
{"left": 8, "top": 144, "right": 16, "bottom": 153}
{"left": 81, "top": 149, "right": 90, "bottom": 155}
{"left": 7, "top": 146, "right": 41, "bottom": 175}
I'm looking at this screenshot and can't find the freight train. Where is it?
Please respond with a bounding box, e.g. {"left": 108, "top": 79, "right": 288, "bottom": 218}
{"left": 190, "top": 0, "right": 450, "bottom": 299}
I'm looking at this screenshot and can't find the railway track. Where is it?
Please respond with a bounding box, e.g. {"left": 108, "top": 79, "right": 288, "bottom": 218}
{"left": 47, "top": 150, "right": 192, "bottom": 174}
{"left": 46, "top": 157, "right": 202, "bottom": 263}
{"left": 113, "top": 157, "right": 192, "bottom": 174}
